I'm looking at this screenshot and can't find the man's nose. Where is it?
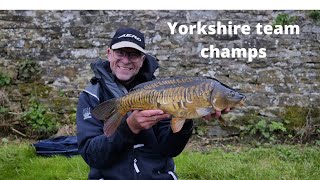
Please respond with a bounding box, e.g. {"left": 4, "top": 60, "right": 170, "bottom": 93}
{"left": 120, "top": 55, "right": 130, "bottom": 63}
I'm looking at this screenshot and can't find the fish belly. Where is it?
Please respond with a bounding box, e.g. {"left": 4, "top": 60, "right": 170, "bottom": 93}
{"left": 119, "top": 82, "right": 213, "bottom": 118}
{"left": 158, "top": 95, "right": 213, "bottom": 119}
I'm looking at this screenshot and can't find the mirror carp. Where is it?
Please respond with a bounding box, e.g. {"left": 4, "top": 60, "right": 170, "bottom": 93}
{"left": 92, "top": 76, "right": 246, "bottom": 137}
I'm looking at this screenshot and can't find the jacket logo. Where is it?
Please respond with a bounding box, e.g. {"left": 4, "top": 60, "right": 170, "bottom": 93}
{"left": 118, "top": 34, "right": 141, "bottom": 42}
{"left": 83, "top": 107, "right": 91, "bottom": 120}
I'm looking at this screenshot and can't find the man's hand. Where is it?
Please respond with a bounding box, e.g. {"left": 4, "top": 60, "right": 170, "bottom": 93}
{"left": 127, "top": 110, "right": 171, "bottom": 134}
{"left": 202, "top": 108, "right": 231, "bottom": 121}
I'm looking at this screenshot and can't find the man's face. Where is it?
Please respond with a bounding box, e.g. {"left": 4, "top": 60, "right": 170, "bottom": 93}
{"left": 107, "top": 47, "right": 145, "bottom": 81}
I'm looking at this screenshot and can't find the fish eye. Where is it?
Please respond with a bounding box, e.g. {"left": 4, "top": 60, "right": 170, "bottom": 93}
{"left": 229, "top": 91, "right": 235, "bottom": 97}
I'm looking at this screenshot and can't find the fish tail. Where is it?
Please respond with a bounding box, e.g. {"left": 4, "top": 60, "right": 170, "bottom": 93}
{"left": 92, "top": 98, "right": 124, "bottom": 137}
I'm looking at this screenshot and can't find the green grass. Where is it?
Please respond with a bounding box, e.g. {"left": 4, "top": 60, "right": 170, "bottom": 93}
{"left": 0, "top": 143, "right": 88, "bottom": 180}
{"left": 175, "top": 145, "right": 320, "bottom": 180}
{"left": 0, "top": 143, "right": 320, "bottom": 179}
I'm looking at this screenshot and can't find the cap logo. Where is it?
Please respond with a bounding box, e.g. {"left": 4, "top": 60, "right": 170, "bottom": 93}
{"left": 118, "top": 34, "right": 142, "bottom": 42}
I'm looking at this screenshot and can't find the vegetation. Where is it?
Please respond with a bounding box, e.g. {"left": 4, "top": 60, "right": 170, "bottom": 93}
{"left": 0, "top": 143, "right": 88, "bottom": 180}
{"left": 175, "top": 145, "right": 320, "bottom": 180}
{"left": 17, "top": 59, "right": 42, "bottom": 82}
{"left": 0, "top": 58, "right": 76, "bottom": 139}
{"left": 0, "top": 73, "right": 11, "bottom": 87}
{"left": 240, "top": 119, "right": 288, "bottom": 142}
{"left": 227, "top": 106, "right": 320, "bottom": 145}
{"left": 0, "top": 90, "right": 14, "bottom": 133}
{"left": 0, "top": 142, "right": 319, "bottom": 180}
{"left": 21, "top": 97, "right": 57, "bottom": 137}
{"left": 280, "top": 105, "right": 309, "bottom": 128}
{"left": 308, "top": 10, "right": 320, "bottom": 23}
{"left": 272, "top": 13, "right": 297, "bottom": 27}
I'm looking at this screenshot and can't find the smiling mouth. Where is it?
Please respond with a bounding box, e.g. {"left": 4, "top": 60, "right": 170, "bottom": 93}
{"left": 118, "top": 66, "right": 133, "bottom": 71}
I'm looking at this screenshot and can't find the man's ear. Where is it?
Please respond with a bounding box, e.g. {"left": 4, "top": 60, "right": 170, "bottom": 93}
{"left": 138, "top": 55, "right": 146, "bottom": 68}
{"left": 106, "top": 48, "right": 112, "bottom": 59}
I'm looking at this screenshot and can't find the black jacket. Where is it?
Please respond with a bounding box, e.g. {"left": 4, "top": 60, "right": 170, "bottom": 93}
{"left": 76, "top": 56, "right": 193, "bottom": 180}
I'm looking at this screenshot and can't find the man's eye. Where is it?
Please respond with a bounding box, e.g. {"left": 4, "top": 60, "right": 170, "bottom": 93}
{"left": 130, "top": 53, "right": 140, "bottom": 58}
{"left": 119, "top": 51, "right": 126, "bottom": 56}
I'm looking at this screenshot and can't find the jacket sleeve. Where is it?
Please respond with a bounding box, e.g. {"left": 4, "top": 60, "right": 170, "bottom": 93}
{"left": 153, "top": 119, "right": 193, "bottom": 157}
{"left": 76, "top": 91, "right": 136, "bottom": 169}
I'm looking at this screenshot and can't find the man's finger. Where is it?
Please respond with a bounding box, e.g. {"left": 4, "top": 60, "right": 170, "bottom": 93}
{"left": 153, "top": 114, "right": 171, "bottom": 121}
{"left": 139, "top": 110, "right": 164, "bottom": 117}
{"left": 203, "top": 114, "right": 212, "bottom": 121}
{"left": 144, "top": 114, "right": 170, "bottom": 122}
{"left": 214, "top": 111, "right": 222, "bottom": 118}
{"left": 221, "top": 108, "right": 231, "bottom": 114}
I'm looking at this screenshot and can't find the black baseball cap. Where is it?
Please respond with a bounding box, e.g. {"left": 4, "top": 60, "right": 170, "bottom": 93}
{"left": 110, "top": 27, "right": 146, "bottom": 54}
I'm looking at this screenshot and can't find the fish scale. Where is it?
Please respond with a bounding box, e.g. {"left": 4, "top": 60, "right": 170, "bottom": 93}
{"left": 92, "top": 76, "right": 246, "bottom": 137}
{"left": 121, "top": 82, "right": 217, "bottom": 117}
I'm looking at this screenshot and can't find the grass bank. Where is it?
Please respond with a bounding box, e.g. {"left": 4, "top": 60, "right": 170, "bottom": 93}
{"left": 0, "top": 143, "right": 88, "bottom": 180}
{"left": 175, "top": 145, "right": 320, "bottom": 179}
{"left": 0, "top": 143, "right": 319, "bottom": 179}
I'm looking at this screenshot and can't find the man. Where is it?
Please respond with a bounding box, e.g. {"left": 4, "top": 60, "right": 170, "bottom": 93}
{"left": 76, "top": 27, "right": 228, "bottom": 180}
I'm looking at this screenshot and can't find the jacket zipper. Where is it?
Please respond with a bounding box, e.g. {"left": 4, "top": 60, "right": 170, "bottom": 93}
{"left": 133, "top": 158, "right": 140, "bottom": 173}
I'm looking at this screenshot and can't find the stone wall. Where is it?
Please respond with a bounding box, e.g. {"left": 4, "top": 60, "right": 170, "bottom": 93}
{"left": 0, "top": 10, "right": 319, "bottom": 132}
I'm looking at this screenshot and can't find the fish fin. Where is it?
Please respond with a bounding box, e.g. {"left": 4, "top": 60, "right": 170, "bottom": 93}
{"left": 92, "top": 98, "right": 123, "bottom": 137}
{"left": 103, "top": 111, "right": 123, "bottom": 137}
{"left": 171, "top": 118, "right": 186, "bottom": 133}
{"left": 196, "top": 107, "right": 213, "bottom": 117}
{"left": 218, "top": 116, "right": 227, "bottom": 126}
{"left": 239, "top": 100, "right": 245, "bottom": 107}
{"left": 92, "top": 98, "right": 117, "bottom": 120}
